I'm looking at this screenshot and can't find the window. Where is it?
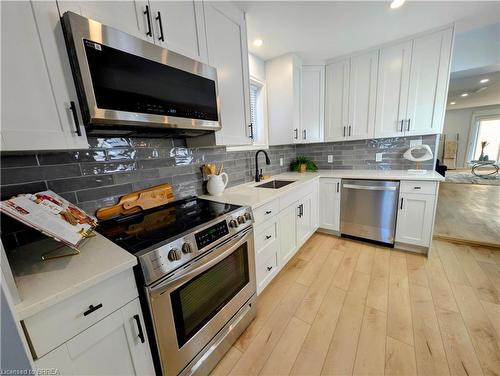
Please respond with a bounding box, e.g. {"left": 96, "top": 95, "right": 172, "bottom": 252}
{"left": 249, "top": 82, "right": 260, "bottom": 141}
{"left": 472, "top": 118, "right": 500, "bottom": 161}
{"left": 467, "top": 113, "right": 500, "bottom": 163}
{"left": 248, "top": 77, "right": 267, "bottom": 146}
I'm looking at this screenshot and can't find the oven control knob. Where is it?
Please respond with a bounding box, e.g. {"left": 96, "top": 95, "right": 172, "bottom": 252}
{"left": 244, "top": 212, "right": 252, "bottom": 221}
{"left": 237, "top": 216, "right": 245, "bottom": 224}
{"left": 182, "top": 242, "right": 193, "bottom": 254}
{"left": 229, "top": 219, "right": 238, "bottom": 228}
{"left": 168, "top": 248, "right": 182, "bottom": 261}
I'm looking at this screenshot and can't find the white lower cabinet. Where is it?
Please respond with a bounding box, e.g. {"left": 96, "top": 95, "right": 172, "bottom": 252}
{"left": 296, "top": 194, "right": 313, "bottom": 246}
{"left": 278, "top": 203, "right": 299, "bottom": 267}
{"left": 254, "top": 217, "right": 280, "bottom": 294}
{"left": 35, "top": 298, "right": 154, "bottom": 375}
{"left": 319, "top": 178, "right": 341, "bottom": 232}
{"left": 395, "top": 181, "right": 438, "bottom": 248}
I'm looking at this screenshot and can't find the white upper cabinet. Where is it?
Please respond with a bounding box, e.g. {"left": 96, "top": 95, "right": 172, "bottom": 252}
{"left": 204, "top": 2, "right": 251, "bottom": 146}
{"left": 300, "top": 66, "right": 325, "bottom": 143}
{"left": 405, "top": 28, "right": 453, "bottom": 136}
{"left": 325, "top": 59, "right": 349, "bottom": 141}
{"left": 374, "top": 41, "right": 412, "bottom": 138}
{"left": 348, "top": 51, "right": 378, "bottom": 140}
{"left": 1, "top": 1, "right": 88, "bottom": 151}
{"left": 58, "top": 1, "right": 152, "bottom": 42}
{"left": 148, "top": 1, "right": 208, "bottom": 63}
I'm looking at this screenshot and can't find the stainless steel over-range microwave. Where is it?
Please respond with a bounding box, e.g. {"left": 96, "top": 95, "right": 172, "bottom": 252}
{"left": 62, "top": 11, "right": 221, "bottom": 136}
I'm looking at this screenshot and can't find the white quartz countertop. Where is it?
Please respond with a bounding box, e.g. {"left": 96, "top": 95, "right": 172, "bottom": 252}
{"left": 200, "top": 169, "right": 444, "bottom": 209}
{"left": 9, "top": 233, "right": 137, "bottom": 319}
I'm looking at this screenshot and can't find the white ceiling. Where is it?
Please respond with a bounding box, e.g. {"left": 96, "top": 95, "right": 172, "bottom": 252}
{"left": 237, "top": 1, "right": 500, "bottom": 62}
{"left": 447, "top": 68, "right": 500, "bottom": 110}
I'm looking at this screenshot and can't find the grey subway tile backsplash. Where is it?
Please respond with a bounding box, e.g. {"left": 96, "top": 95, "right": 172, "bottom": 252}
{"left": 0, "top": 134, "right": 437, "bottom": 250}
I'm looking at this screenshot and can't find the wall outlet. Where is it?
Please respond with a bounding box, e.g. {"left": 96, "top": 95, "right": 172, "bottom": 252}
{"left": 328, "top": 155, "right": 333, "bottom": 163}
{"left": 279, "top": 157, "right": 284, "bottom": 166}
{"left": 410, "top": 138, "right": 422, "bottom": 147}
{"left": 375, "top": 152, "right": 383, "bottom": 162}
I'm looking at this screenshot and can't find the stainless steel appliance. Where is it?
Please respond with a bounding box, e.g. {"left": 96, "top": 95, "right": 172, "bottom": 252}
{"left": 340, "top": 179, "right": 400, "bottom": 245}
{"left": 62, "top": 12, "right": 220, "bottom": 137}
{"left": 98, "top": 198, "right": 256, "bottom": 376}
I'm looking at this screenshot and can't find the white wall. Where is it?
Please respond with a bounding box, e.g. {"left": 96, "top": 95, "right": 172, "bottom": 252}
{"left": 249, "top": 53, "right": 266, "bottom": 81}
{"left": 441, "top": 104, "right": 500, "bottom": 167}
{"left": 451, "top": 23, "right": 500, "bottom": 72}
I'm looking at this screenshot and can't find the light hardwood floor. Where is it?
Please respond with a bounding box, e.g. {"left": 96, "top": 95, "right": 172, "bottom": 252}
{"left": 212, "top": 233, "right": 500, "bottom": 376}
{"left": 434, "top": 183, "right": 500, "bottom": 247}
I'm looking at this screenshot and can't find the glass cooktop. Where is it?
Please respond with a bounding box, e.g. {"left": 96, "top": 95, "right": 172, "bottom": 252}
{"left": 97, "top": 197, "right": 240, "bottom": 254}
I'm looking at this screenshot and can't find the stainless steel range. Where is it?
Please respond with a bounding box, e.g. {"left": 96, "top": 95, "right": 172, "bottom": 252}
{"left": 98, "top": 198, "right": 256, "bottom": 376}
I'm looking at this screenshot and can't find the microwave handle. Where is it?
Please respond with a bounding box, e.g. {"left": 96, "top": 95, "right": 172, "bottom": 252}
{"left": 150, "top": 227, "right": 252, "bottom": 295}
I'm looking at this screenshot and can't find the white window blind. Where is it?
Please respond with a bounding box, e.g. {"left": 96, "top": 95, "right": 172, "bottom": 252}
{"left": 249, "top": 83, "right": 259, "bottom": 140}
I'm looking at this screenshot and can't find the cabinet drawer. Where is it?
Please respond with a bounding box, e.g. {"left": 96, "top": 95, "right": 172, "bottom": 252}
{"left": 400, "top": 181, "right": 437, "bottom": 195}
{"left": 254, "top": 219, "right": 278, "bottom": 252}
{"left": 256, "top": 250, "right": 278, "bottom": 293}
{"left": 253, "top": 199, "right": 279, "bottom": 224}
{"left": 23, "top": 269, "right": 138, "bottom": 359}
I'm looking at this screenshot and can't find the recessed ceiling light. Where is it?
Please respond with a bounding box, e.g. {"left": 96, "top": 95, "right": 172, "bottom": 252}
{"left": 480, "top": 78, "right": 490, "bottom": 83}
{"left": 390, "top": 0, "right": 406, "bottom": 9}
{"left": 253, "top": 39, "right": 263, "bottom": 47}
{"left": 450, "top": 102, "right": 456, "bottom": 105}
{"left": 461, "top": 93, "right": 469, "bottom": 97}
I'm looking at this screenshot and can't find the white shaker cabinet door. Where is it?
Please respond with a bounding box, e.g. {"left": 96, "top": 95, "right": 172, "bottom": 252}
{"left": 319, "top": 178, "right": 341, "bottom": 232}
{"left": 296, "top": 194, "right": 312, "bottom": 248}
{"left": 374, "top": 41, "right": 412, "bottom": 138}
{"left": 1, "top": 1, "right": 88, "bottom": 151}
{"left": 405, "top": 27, "right": 453, "bottom": 136}
{"left": 300, "top": 66, "right": 325, "bottom": 143}
{"left": 57, "top": 1, "right": 153, "bottom": 43}
{"left": 325, "top": 59, "right": 349, "bottom": 141}
{"left": 395, "top": 193, "right": 435, "bottom": 247}
{"left": 278, "top": 203, "right": 298, "bottom": 267}
{"left": 348, "top": 51, "right": 378, "bottom": 140}
{"left": 35, "top": 298, "right": 155, "bottom": 376}
{"left": 149, "top": 0, "right": 208, "bottom": 63}
{"left": 204, "top": 2, "right": 251, "bottom": 146}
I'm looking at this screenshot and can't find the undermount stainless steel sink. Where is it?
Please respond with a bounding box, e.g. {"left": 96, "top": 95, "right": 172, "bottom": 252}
{"left": 256, "top": 180, "right": 295, "bottom": 189}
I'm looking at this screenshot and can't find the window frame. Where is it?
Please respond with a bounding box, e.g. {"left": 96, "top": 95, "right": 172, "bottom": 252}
{"left": 466, "top": 108, "right": 500, "bottom": 164}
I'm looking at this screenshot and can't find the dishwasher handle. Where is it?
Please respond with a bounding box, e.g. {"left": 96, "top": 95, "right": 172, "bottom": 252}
{"left": 343, "top": 184, "right": 397, "bottom": 191}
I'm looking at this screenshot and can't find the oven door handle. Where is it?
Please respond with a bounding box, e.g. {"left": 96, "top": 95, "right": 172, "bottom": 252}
{"left": 150, "top": 227, "right": 253, "bottom": 295}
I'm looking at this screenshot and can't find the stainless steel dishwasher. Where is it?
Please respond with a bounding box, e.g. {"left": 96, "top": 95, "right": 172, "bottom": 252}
{"left": 340, "top": 179, "right": 400, "bottom": 245}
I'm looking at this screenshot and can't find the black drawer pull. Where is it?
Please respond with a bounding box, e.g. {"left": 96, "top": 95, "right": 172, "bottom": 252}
{"left": 400, "top": 198, "right": 404, "bottom": 210}
{"left": 265, "top": 235, "right": 272, "bottom": 240}
{"left": 265, "top": 210, "right": 272, "bottom": 215}
{"left": 133, "top": 314, "right": 145, "bottom": 343}
{"left": 414, "top": 186, "right": 421, "bottom": 190}
{"left": 83, "top": 303, "right": 102, "bottom": 316}
{"left": 69, "top": 101, "right": 81, "bottom": 136}
{"left": 267, "top": 266, "right": 273, "bottom": 271}
{"left": 144, "top": 5, "right": 152, "bottom": 37}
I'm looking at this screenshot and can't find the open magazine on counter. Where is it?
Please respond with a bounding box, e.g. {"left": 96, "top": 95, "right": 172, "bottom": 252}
{"left": 0, "top": 191, "right": 97, "bottom": 249}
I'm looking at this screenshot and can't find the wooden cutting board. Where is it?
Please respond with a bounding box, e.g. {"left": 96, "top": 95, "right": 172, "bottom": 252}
{"left": 96, "top": 184, "right": 174, "bottom": 220}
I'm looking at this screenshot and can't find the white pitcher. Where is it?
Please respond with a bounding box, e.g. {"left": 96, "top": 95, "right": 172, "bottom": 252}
{"left": 206, "top": 173, "right": 228, "bottom": 196}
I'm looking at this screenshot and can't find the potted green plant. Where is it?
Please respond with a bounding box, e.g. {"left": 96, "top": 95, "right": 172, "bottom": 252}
{"left": 291, "top": 155, "right": 318, "bottom": 173}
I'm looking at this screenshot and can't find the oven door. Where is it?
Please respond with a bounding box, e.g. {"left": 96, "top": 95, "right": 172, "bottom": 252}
{"left": 147, "top": 227, "right": 255, "bottom": 376}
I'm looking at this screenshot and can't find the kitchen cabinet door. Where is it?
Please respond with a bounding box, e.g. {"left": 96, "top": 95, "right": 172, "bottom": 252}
{"left": 204, "top": 2, "right": 251, "bottom": 146}
{"left": 149, "top": 0, "right": 208, "bottom": 63}
{"left": 395, "top": 193, "right": 435, "bottom": 247}
{"left": 405, "top": 28, "right": 453, "bottom": 136}
{"left": 296, "top": 194, "right": 312, "bottom": 247}
{"left": 278, "top": 203, "right": 298, "bottom": 267}
{"left": 1, "top": 1, "right": 88, "bottom": 151}
{"left": 319, "top": 178, "right": 341, "bottom": 232}
{"left": 348, "top": 51, "right": 378, "bottom": 140}
{"left": 300, "top": 66, "right": 325, "bottom": 143}
{"left": 325, "top": 59, "right": 349, "bottom": 141}
{"left": 374, "top": 41, "right": 412, "bottom": 138}
{"left": 36, "top": 298, "right": 154, "bottom": 375}
{"left": 57, "top": 1, "right": 152, "bottom": 43}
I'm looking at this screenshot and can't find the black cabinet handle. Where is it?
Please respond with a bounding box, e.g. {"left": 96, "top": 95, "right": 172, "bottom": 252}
{"left": 265, "top": 210, "right": 272, "bottom": 215}
{"left": 265, "top": 235, "right": 272, "bottom": 240}
{"left": 297, "top": 204, "right": 304, "bottom": 217}
{"left": 133, "top": 314, "right": 145, "bottom": 344}
{"left": 83, "top": 303, "right": 102, "bottom": 316}
{"left": 144, "top": 5, "right": 152, "bottom": 37}
{"left": 69, "top": 101, "right": 81, "bottom": 136}
{"left": 267, "top": 266, "right": 273, "bottom": 271}
{"left": 156, "top": 11, "right": 164, "bottom": 42}
{"left": 400, "top": 120, "right": 404, "bottom": 132}
{"left": 414, "top": 186, "right": 421, "bottom": 190}
{"left": 294, "top": 128, "right": 298, "bottom": 139}
{"left": 343, "top": 126, "right": 346, "bottom": 137}
{"left": 249, "top": 123, "right": 254, "bottom": 140}
{"left": 407, "top": 118, "right": 411, "bottom": 131}
{"left": 400, "top": 198, "right": 404, "bottom": 210}
{"left": 303, "top": 129, "right": 306, "bottom": 140}
{"left": 337, "top": 182, "right": 339, "bottom": 193}
{"left": 348, "top": 125, "right": 351, "bottom": 137}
